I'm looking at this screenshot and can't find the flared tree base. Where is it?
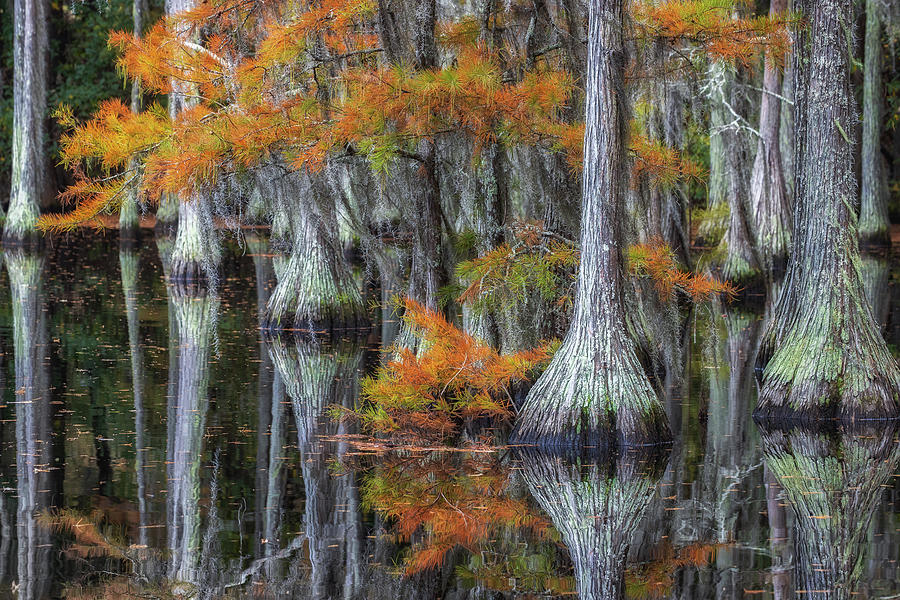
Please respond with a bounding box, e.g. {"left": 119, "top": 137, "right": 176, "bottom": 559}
{"left": 755, "top": 291, "right": 900, "bottom": 424}
{"left": 511, "top": 330, "right": 672, "bottom": 450}
{"left": 858, "top": 228, "right": 891, "bottom": 251}
{"left": 168, "top": 258, "right": 217, "bottom": 286}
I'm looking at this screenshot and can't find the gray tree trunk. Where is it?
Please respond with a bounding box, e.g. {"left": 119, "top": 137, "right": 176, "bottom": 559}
{"left": 749, "top": 0, "right": 792, "bottom": 274}
{"left": 119, "top": 0, "right": 148, "bottom": 238}
{"left": 756, "top": 0, "right": 900, "bottom": 420}
{"left": 513, "top": 0, "right": 671, "bottom": 447}
{"left": 166, "top": 0, "right": 221, "bottom": 281}
{"left": 858, "top": 0, "right": 890, "bottom": 247}
{"left": 259, "top": 167, "right": 365, "bottom": 331}
{"left": 5, "top": 0, "right": 49, "bottom": 242}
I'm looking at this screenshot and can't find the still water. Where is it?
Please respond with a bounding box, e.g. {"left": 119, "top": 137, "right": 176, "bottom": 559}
{"left": 0, "top": 232, "right": 897, "bottom": 599}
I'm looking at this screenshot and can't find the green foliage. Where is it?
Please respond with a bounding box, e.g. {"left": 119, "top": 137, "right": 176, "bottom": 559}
{"left": 456, "top": 221, "right": 577, "bottom": 315}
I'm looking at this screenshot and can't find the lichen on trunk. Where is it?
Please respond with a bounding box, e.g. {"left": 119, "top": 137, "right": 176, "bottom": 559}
{"left": 512, "top": 0, "right": 671, "bottom": 448}
{"left": 749, "top": 0, "right": 792, "bottom": 274}
{"left": 5, "top": 0, "right": 49, "bottom": 243}
{"left": 169, "top": 193, "right": 222, "bottom": 284}
{"left": 756, "top": 0, "right": 900, "bottom": 421}
{"left": 261, "top": 168, "right": 366, "bottom": 333}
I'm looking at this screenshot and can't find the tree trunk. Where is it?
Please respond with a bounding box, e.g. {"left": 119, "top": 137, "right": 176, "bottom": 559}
{"left": 760, "top": 425, "right": 900, "bottom": 600}
{"left": 756, "top": 0, "right": 900, "bottom": 421}
{"left": 711, "top": 62, "right": 763, "bottom": 289}
{"left": 260, "top": 168, "right": 365, "bottom": 332}
{"left": 858, "top": 0, "right": 890, "bottom": 248}
{"left": 166, "top": 0, "right": 220, "bottom": 280}
{"left": 749, "top": 0, "right": 792, "bottom": 275}
{"left": 119, "top": 0, "right": 148, "bottom": 239}
{"left": 518, "top": 448, "right": 668, "bottom": 600}
{"left": 5, "top": 0, "right": 49, "bottom": 242}
{"left": 697, "top": 61, "right": 730, "bottom": 245}
{"left": 512, "top": 0, "right": 671, "bottom": 447}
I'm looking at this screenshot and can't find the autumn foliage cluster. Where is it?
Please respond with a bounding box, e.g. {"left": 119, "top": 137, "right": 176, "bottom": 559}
{"left": 357, "top": 298, "right": 552, "bottom": 440}
{"left": 628, "top": 238, "right": 737, "bottom": 301}
{"left": 37, "top": 0, "right": 793, "bottom": 231}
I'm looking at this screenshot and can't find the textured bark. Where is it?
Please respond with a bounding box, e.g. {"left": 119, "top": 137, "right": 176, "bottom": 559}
{"left": 710, "top": 62, "right": 763, "bottom": 289}
{"left": 756, "top": 0, "right": 900, "bottom": 420}
{"left": 761, "top": 424, "right": 900, "bottom": 600}
{"left": 513, "top": 0, "right": 671, "bottom": 447}
{"left": 858, "top": 0, "right": 890, "bottom": 248}
{"left": 166, "top": 0, "right": 221, "bottom": 279}
{"left": 518, "top": 448, "right": 668, "bottom": 600}
{"left": 749, "top": 0, "right": 792, "bottom": 274}
{"left": 6, "top": 250, "right": 57, "bottom": 599}
{"left": 698, "top": 61, "right": 731, "bottom": 245}
{"left": 261, "top": 168, "right": 366, "bottom": 332}
{"left": 5, "top": 0, "right": 49, "bottom": 242}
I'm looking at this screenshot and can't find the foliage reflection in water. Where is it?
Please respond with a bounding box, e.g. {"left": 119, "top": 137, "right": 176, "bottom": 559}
{"left": 0, "top": 234, "right": 897, "bottom": 599}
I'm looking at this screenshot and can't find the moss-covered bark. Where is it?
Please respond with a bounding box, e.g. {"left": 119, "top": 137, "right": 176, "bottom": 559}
{"left": 756, "top": 0, "right": 900, "bottom": 421}
{"left": 858, "top": 0, "right": 890, "bottom": 248}
{"left": 709, "top": 62, "right": 763, "bottom": 290}
{"left": 169, "top": 194, "right": 222, "bottom": 283}
{"left": 760, "top": 423, "right": 900, "bottom": 599}
{"left": 513, "top": 0, "right": 671, "bottom": 447}
{"left": 261, "top": 169, "right": 366, "bottom": 333}
{"left": 518, "top": 447, "right": 668, "bottom": 600}
{"left": 5, "top": 0, "right": 49, "bottom": 243}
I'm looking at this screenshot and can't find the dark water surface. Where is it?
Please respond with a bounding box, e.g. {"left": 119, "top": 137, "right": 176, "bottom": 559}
{"left": 0, "top": 233, "right": 898, "bottom": 599}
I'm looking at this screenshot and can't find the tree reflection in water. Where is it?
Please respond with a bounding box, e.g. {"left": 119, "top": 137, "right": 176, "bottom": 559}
{"left": 760, "top": 422, "right": 900, "bottom": 600}
{"left": 6, "top": 249, "right": 59, "bottom": 600}
{"left": 518, "top": 447, "right": 669, "bottom": 600}
{"left": 267, "top": 334, "right": 365, "bottom": 599}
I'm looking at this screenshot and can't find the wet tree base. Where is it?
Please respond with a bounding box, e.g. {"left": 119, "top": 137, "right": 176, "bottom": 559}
{"left": 260, "top": 313, "right": 371, "bottom": 340}
{"left": 168, "top": 259, "right": 215, "bottom": 285}
{"left": 509, "top": 423, "right": 674, "bottom": 453}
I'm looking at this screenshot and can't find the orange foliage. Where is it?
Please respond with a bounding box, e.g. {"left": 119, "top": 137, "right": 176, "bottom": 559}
{"left": 631, "top": 132, "right": 706, "bottom": 187}
{"left": 362, "top": 451, "right": 550, "bottom": 575}
{"left": 358, "top": 298, "right": 552, "bottom": 440}
{"left": 632, "top": 0, "right": 794, "bottom": 66}
{"left": 628, "top": 238, "right": 737, "bottom": 301}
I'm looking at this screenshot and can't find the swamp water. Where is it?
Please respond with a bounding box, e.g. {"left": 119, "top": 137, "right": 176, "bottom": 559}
{"left": 0, "top": 233, "right": 897, "bottom": 599}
